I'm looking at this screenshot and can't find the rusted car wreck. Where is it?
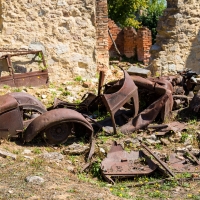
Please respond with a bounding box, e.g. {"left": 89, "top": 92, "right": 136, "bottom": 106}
{"left": 0, "top": 65, "right": 200, "bottom": 182}
{"left": 0, "top": 67, "right": 198, "bottom": 143}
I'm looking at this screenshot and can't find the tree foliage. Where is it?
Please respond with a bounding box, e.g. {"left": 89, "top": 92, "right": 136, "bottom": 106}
{"left": 138, "top": 0, "right": 166, "bottom": 43}
{"left": 107, "top": 0, "right": 148, "bottom": 28}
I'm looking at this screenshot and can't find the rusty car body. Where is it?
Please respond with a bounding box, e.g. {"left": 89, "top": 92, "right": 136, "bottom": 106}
{"left": 0, "top": 50, "right": 49, "bottom": 87}
{"left": 0, "top": 92, "right": 93, "bottom": 146}
{"left": 53, "top": 67, "right": 176, "bottom": 135}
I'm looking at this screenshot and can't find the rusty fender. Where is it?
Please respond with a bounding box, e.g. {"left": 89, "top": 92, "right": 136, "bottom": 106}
{"left": 23, "top": 108, "right": 93, "bottom": 143}
{"left": 10, "top": 92, "right": 46, "bottom": 110}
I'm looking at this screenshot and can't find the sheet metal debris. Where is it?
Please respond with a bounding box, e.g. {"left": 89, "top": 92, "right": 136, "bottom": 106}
{"left": 167, "top": 153, "right": 200, "bottom": 173}
{"left": 101, "top": 142, "right": 158, "bottom": 183}
{"left": 148, "top": 121, "right": 186, "bottom": 136}
{"left": 0, "top": 50, "right": 49, "bottom": 87}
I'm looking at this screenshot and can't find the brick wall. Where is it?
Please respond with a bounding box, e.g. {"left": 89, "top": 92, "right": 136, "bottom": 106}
{"left": 108, "top": 20, "right": 152, "bottom": 65}
{"left": 108, "top": 19, "right": 124, "bottom": 57}
{"left": 96, "top": 0, "right": 109, "bottom": 71}
{"left": 124, "top": 27, "right": 137, "bottom": 58}
{"left": 137, "top": 27, "right": 152, "bottom": 65}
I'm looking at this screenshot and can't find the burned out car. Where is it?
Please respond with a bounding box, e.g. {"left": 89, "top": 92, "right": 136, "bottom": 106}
{"left": 0, "top": 66, "right": 198, "bottom": 146}
{"left": 0, "top": 92, "right": 93, "bottom": 145}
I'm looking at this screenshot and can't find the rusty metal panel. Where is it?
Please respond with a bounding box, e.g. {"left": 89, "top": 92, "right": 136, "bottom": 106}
{"left": 0, "top": 94, "right": 18, "bottom": 114}
{"left": 167, "top": 153, "right": 200, "bottom": 173}
{"left": 102, "top": 69, "right": 139, "bottom": 134}
{"left": 13, "top": 70, "right": 48, "bottom": 87}
{"left": 10, "top": 92, "right": 46, "bottom": 110}
{"left": 0, "top": 50, "right": 49, "bottom": 87}
{"left": 0, "top": 107, "right": 23, "bottom": 137}
{"left": 101, "top": 142, "right": 158, "bottom": 183}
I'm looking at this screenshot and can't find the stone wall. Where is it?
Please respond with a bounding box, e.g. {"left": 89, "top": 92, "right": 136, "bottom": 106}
{"left": 0, "top": 0, "right": 98, "bottom": 83}
{"left": 108, "top": 19, "right": 152, "bottom": 65}
{"left": 150, "top": 0, "right": 200, "bottom": 75}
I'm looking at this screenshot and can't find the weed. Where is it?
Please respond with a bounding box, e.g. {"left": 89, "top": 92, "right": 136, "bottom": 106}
{"left": 51, "top": 91, "right": 57, "bottom": 96}
{"left": 91, "top": 158, "right": 101, "bottom": 179}
{"left": 188, "top": 117, "right": 197, "bottom": 125}
{"left": 62, "top": 91, "right": 71, "bottom": 96}
{"left": 98, "top": 135, "right": 109, "bottom": 143}
{"left": 30, "top": 158, "right": 44, "bottom": 169}
{"left": 155, "top": 143, "right": 163, "bottom": 150}
{"left": 38, "top": 52, "right": 48, "bottom": 70}
{"left": 12, "top": 149, "right": 21, "bottom": 155}
{"left": 3, "top": 85, "right": 10, "bottom": 89}
{"left": 75, "top": 99, "right": 81, "bottom": 104}
{"left": 32, "top": 148, "right": 42, "bottom": 154}
{"left": 74, "top": 76, "right": 82, "bottom": 82}
{"left": 68, "top": 155, "right": 77, "bottom": 164}
{"left": 58, "top": 87, "right": 64, "bottom": 92}
{"left": 181, "top": 132, "right": 189, "bottom": 143}
{"left": 115, "top": 131, "right": 124, "bottom": 138}
{"left": 110, "top": 184, "right": 131, "bottom": 199}
{"left": 190, "top": 195, "right": 200, "bottom": 200}
{"left": 67, "top": 189, "right": 76, "bottom": 193}
{"left": 49, "top": 83, "right": 56, "bottom": 88}
{"left": 12, "top": 88, "right": 22, "bottom": 92}
{"left": 148, "top": 190, "right": 167, "bottom": 198}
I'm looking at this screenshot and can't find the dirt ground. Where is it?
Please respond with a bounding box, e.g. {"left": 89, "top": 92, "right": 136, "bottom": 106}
{"left": 0, "top": 65, "right": 200, "bottom": 199}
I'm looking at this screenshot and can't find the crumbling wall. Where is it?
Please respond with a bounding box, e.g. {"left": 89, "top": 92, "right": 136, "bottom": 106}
{"left": 124, "top": 27, "right": 137, "bottom": 58}
{"left": 150, "top": 0, "right": 200, "bottom": 75}
{"left": 137, "top": 28, "right": 152, "bottom": 65}
{"left": 108, "top": 20, "right": 152, "bottom": 65}
{"left": 0, "top": 0, "right": 98, "bottom": 82}
{"left": 108, "top": 19, "right": 124, "bottom": 57}
{"left": 96, "top": 0, "right": 109, "bottom": 71}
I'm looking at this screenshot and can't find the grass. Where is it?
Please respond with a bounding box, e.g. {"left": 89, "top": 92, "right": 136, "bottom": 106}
{"left": 74, "top": 76, "right": 82, "bottom": 82}
{"left": 32, "top": 147, "right": 42, "bottom": 154}
{"left": 181, "top": 132, "right": 189, "bottom": 143}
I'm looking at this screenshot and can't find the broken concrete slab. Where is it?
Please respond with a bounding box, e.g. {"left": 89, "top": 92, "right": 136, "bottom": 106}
{"left": 127, "top": 65, "right": 151, "bottom": 78}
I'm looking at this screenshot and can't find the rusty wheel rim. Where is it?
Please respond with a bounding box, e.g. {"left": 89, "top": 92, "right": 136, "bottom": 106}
{"left": 43, "top": 122, "right": 73, "bottom": 145}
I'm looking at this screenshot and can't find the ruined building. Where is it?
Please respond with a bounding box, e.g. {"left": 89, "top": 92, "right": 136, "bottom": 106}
{"left": 0, "top": 0, "right": 109, "bottom": 82}
{"left": 150, "top": 0, "right": 200, "bottom": 75}
{"left": 0, "top": 0, "right": 160, "bottom": 83}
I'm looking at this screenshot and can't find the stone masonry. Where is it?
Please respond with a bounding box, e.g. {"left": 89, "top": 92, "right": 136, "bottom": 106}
{"left": 150, "top": 0, "right": 200, "bottom": 75}
{"left": 0, "top": 0, "right": 108, "bottom": 83}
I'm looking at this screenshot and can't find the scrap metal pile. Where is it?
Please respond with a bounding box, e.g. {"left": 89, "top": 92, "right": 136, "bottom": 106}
{"left": 0, "top": 61, "right": 200, "bottom": 182}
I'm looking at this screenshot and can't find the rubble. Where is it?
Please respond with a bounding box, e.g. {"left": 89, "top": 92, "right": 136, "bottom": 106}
{"left": 25, "top": 176, "right": 45, "bottom": 185}
{"left": 0, "top": 148, "right": 17, "bottom": 160}
{"left": 63, "top": 143, "right": 89, "bottom": 155}
{"left": 41, "top": 152, "right": 64, "bottom": 162}
{"left": 127, "top": 65, "right": 151, "bottom": 78}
